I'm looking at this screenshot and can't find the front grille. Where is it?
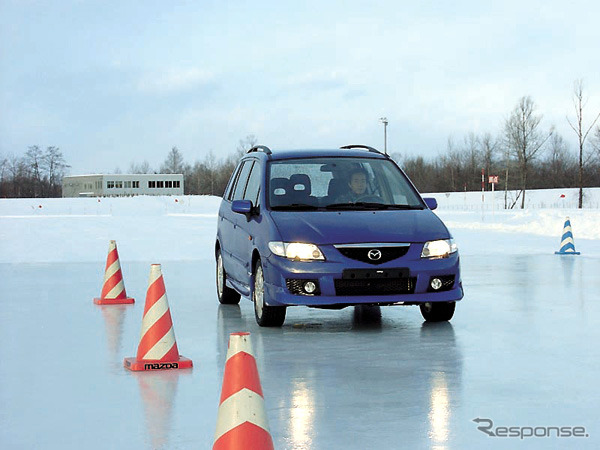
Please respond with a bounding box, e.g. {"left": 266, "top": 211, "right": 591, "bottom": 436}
{"left": 334, "top": 277, "right": 416, "bottom": 296}
{"left": 286, "top": 279, "right": 320, "bottom": 296}
{"left": 334, "top": 245, "right": 410, "bottom": 265}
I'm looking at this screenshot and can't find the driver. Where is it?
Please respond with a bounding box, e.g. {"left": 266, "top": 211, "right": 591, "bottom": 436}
{"left": 336, "top": 168, "right": 368, "bottom": 202}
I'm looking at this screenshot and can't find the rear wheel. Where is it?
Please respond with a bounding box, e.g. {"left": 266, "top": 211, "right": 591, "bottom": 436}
{"left": 253, "top": 259, "right": 286, "bottom": 327}
{"left": 420, "top": 301, "right": 455, "bottom": 322}
{"left": 216, "top": 249, "right": 240, "bottom": 304}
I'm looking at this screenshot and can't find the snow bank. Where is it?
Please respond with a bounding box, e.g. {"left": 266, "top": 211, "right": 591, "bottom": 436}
{"left": 0, "top": 194, "right": 222, "bottom": 217}
{"left": 426, "top": 187, "right": 600, "bottom": 210}
{"left": 0, "top": 195, "right": 222, "bottom": 264}
{"left": 0, "top": 191, "right": 598, "bottom": 264}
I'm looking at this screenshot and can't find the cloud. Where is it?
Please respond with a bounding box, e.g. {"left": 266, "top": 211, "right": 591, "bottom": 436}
{"left": 137, "top": 68, "right": 214, "bottom": 94}
{"left": 284, "top": 71, "right": 347, "bottom": 92}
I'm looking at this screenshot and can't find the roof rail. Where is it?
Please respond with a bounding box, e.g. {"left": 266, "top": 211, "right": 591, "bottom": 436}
{"left": 247, "top": 145, "right": 272, "bottom": 155}
{"left": 340, "top": 145, "right": 385, "bottom": 156}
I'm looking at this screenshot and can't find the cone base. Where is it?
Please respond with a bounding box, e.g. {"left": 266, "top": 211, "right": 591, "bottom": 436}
{"left": 124, "top": 356, "right": 193, "bottom": 371}
{"left": 555, "top": 251, "right": 580, "bottom": 255}
{"left": 94, "top": 297, "right": 135, "bottom": 305}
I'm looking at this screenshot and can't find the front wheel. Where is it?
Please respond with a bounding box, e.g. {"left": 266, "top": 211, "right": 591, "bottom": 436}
{"left": 420, "top": 302, "right": 455, "bottom": 322}
{"left": 253, "top": 259, "right": 286, "bottom": 327}
{"left": 216, "top": 249, "right": 241, "bottom": 305}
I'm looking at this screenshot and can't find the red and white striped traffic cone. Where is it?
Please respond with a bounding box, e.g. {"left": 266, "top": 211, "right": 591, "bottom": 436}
{"left": 124, "top": 264, "right": 192, "bottom": 371}
{"left": 94, "top": 240, "right": 135, "bottom": 305}
{"left": 213, "top": 332, "right": 274, "bottom": 450}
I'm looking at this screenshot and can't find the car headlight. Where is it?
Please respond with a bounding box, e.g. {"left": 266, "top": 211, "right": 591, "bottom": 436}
{"left": 421, "top": 239, "right": 457, "bottom": 258}
{"left": 268, "top": 242, "right": 325, "bottom": 261}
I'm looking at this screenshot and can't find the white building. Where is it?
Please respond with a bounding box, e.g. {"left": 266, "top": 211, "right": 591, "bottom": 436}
{"left": 62, "top": 174, "right": 184, "bottom": 197}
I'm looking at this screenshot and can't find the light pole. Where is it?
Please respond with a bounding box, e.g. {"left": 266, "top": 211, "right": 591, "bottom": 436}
{"left": 379, "top": 117, "right": 388, "bottom": 155}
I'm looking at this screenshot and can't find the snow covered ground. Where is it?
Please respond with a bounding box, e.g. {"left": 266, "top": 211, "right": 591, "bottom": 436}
{"left": 1, "top": 188, "right": 598, "bottom": 264}
{"left": 1, "top": 188, "right": 599, "bottom": 449}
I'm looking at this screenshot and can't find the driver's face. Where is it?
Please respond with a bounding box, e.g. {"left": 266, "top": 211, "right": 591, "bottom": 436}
{"left": 349, "top": 173, "right": 367, "bottom": 195}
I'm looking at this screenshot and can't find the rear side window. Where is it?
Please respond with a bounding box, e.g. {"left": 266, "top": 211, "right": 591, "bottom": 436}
{"left": 231, "top": 161, "right": 253, "bottom": 201}
{"left": 225, "top": 162, "right": 243, "bottom": 200}
{"left": 243, "top": 162, "right": 261, "bottom": 206}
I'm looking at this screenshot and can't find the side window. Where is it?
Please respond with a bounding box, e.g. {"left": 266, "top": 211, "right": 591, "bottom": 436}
{"left": 232, "top": 161, "right": 253, "bottom": 201}
{"left": 225, "top": 162, "right": 244, "bottom": 200}
{"left": 243, "top": 162, "right": 261, "bottom": 206}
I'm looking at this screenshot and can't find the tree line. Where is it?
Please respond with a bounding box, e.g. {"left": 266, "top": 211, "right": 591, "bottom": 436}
{"left": 0, "top": 146, "right": 69, "bottom": 198}
{"left": 2, "top": 83, "right": 599, "bottom": 208}
{"left": 399, "top": 86, "right": 600, "bottom": 208}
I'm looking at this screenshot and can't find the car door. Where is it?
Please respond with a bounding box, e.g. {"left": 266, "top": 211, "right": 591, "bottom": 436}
{"left": 225, "top": 160, "right": 254, "bottom": 283}
{"left": 219, "top": 160, "right": 251, "bottom": 283}
{"left": 233, "top": 160, "right": 263, "bottom": 287}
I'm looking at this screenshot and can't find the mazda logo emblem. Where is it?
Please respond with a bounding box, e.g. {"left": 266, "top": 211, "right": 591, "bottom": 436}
{"left": 368, "top": 249, "right": 382, "bottom": 260}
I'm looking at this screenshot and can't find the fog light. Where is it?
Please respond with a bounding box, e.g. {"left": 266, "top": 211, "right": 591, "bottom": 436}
{"left": 430, "top": 278, "right": 443, "bottom": 290}
{"left": 304, "top": 281, "right": 317, "bottom": 294}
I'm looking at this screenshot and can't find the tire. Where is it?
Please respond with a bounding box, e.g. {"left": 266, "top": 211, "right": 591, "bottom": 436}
{"left": 420, "top": 301, "right": 455, "bottom": 322}
{"left": 253, "top": 259, "right": 286, "bottom": 327}
{"left": 216, "top": 249, "right": 241, "bottom": 305}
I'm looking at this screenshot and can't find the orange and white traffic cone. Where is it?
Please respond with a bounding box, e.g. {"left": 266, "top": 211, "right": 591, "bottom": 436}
{"left": 124, "top": 264, "right": 192, "bottom": 371}
{"left": 94, "top": 240, "right": 135, "bottom": 305}
{"left": 213, "top": 332, "right": 274, "bottom": 450}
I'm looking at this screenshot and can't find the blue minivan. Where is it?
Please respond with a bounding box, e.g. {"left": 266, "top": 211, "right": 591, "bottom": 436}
{"left": 216, "top": 145, "right": 463, "bottom": 326}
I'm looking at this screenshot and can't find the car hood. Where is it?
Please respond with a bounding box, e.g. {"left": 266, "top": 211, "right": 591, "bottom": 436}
{"left": 269, "top": 210, "right": 450, "bottom": 244}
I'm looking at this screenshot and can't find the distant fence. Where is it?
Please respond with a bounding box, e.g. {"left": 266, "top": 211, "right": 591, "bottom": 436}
{"left": 423, "top": 188, "right": 600, "bottom": 210}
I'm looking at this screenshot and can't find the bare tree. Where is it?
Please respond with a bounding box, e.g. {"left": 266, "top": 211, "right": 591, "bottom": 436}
{"left": 43, "top": 147, "right": 69, "bottom": 195}
{"left": 236, "top": 134, "right": 258, "bottom": 156}
{"left": 593, "top": 126, "right": 600, "bottom": 162}
{"left": 504, "top": 96, "right": 553, "bottom": 208}
{"left": 480, "top": 132, "right": 498, "bottom": 179}
{"left": 0, "top": 154, "right": 7, "bottom": 197}
{"left": 128, "top": 160, "right": 152, "bottom": 174}
{"left": 441, "top": 137, "right": 460, "bottom": 192}
{"left": 204, "top": 151, "right": 218, "bottom": 195}
{"left": 566, "top": 80, "right": 600, "bottom": 208}
{"left": 160, "top": 146, "right": 186, "bottom": 174}
{"left": 7, "top": 154, "right": 28, "bottom": 197}
{"left": 25, "top": 145, "right": 44, "bottom": 196}
{"left": 543, "top": 133, "right": 575, "bottom": 187}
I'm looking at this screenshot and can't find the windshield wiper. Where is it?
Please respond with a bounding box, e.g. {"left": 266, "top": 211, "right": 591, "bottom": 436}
{"left": 271, "top": 203, "right": 321, "bottom": 211}
{"left": 325, "top": 202, "right": 424, "bottom": 210}
{"left": 381, "top": 204, "right": 425, "bottom": 210}
{"left": 325, "top": 202, "right": 386, "bottom": 210}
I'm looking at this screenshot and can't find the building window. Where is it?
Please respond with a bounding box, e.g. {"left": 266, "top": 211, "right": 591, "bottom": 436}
{"left": 165, "top": 180, "right": 173, "bottom": 188}
{"left": 115, "top": 181, "right": 123, "bottom": 189}
{"left": 133, "top": 181, "right": 139, "bottom": 188}
{"left": 124, "top": 181, "right": 132, "bottom": 188}
{"left": 148, "top": 181, "right": 156, "bottom": 188}
{"left": 96, "top": 181, "right": 101, "bottom": 189}
{"left": 174, "top": 180, "right": 180, "bottom": 188}
{"left": 107, "top": 181, "right": 115, "bottom": 189}
{"left": 157, "top": 181, "right": 164, "bottom": 188}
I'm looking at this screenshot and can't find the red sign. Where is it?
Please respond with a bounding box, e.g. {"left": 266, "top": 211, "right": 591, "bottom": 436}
{"left": 488, "top": 175, "right": 499, "bottom": 184}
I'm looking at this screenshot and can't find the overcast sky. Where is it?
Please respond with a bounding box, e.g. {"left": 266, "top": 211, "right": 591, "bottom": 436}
{"left": 1, "top": 0, "right": 599, "bottom": 174}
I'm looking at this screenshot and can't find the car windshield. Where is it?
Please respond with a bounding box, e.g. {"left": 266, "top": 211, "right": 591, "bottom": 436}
{"left": 268, "top": 157, "right": 424, "bottom": 211}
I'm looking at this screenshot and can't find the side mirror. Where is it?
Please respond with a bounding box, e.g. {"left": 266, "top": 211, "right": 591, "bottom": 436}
{"left": 423, "top": 197, "right": 437, "bottom": 210}
{"left": 232, "top": 199, "right": 253, "bottom": 215}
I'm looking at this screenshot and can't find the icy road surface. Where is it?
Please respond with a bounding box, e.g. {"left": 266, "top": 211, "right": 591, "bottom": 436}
{"left": 1, "top": 192, "right": 599, "bottom": 449}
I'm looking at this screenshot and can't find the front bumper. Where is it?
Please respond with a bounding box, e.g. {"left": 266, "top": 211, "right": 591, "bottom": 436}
{"left": 262, "top": 244, "right": 463, "bottom": 307}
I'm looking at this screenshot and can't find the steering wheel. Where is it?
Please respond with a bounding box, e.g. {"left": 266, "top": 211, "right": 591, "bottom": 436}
{"left": 355, "top": 194, "right": 384, "bottom": 203}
